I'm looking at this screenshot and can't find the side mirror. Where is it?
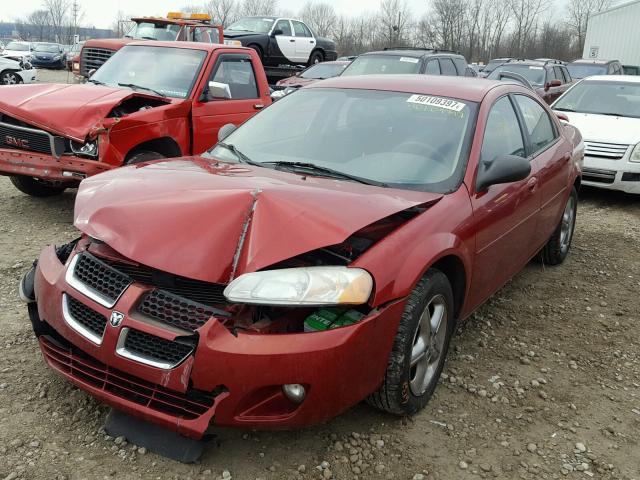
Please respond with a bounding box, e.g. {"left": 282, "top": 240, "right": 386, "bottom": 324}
{"left": 207, "top": 81, "right": 232, "bottom": 100}
{"left": 476, "top": 155, "right": 531, "bottom": 192}
{"left": 271, "top": 29, "right": 284, "bottom": 37}
{"left": 545, "top": 79, "right": 562, "bottom": 91}
{"left": 218, "top": 123, "right": 237, "bottom": 142}
{"left": 88, "top": 68, "right": 96, "bottom": 78}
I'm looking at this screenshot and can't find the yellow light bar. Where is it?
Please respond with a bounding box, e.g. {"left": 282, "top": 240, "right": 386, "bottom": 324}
{"left": 166, "top": 11, "right": 211, "bottom": 21}
{"left": 166, "top": 12, "right": 183, "bottom": 19}
{"left": 190, "top": 13, "right": 211, "bottom": 21}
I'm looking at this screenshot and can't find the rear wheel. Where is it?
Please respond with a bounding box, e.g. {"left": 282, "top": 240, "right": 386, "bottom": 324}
{"left": 10, "top": 176, "right": 67, "bottom": 197}
{"left": 539, "top": 186, "right": 578, "bottom": 265}
{"left": 308, "top": 50, "right": 323, "bottom": 66}
{"left": 367, "top": 269, "right": 454, "bottom": 415}
{"left": 1, "top": 71, "right": 22, "bottom": 85}
{"left": 125, "top": 151, "right": 166, "bottom": 165}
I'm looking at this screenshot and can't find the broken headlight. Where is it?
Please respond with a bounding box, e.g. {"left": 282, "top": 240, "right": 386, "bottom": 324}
{"left": 70, "top": 139, "right": 98, "bottom": 158}
{"left": 224, "top": 267, "right": 373, "bottom": 306}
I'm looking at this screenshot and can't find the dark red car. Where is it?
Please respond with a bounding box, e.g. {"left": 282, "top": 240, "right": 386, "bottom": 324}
{"left": 271, "top": 60, "right": 350, "bottom": 99}
{"left": 21, "top": 75, "right": 583, "bottom": 442}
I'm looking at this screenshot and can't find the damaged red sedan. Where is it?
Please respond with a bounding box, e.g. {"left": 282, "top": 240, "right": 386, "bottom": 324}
{"left": 21, "top": 75, "right": 582, "bottom": 441}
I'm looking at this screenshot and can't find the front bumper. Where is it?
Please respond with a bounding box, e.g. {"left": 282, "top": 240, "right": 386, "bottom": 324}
{"left": 582, "top": 154, "right": 640, "bottom": 194}
{"left": 30, "top": 245, "right": 405, "bottom": 437}
{"left": 16, "top": 68, "right": 37, "bottom": 84}
{"left": 0, "top": 148, "right": 110, "bottom": 182}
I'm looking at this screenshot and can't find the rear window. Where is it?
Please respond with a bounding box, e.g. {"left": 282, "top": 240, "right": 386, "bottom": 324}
{"left": 567, "top": 64, "right": 608, "bottom": 79}
{"left": 341, "top": 54, "right": 421, "bottom": 76}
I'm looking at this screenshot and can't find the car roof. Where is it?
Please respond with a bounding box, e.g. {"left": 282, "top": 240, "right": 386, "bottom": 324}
{"left": 571, "top": 59, "right": 617, "bottom": 65}
{"left": 127, "top": 40, "right": 250, "bottom": 52}
{"left": 579, "top": 74, "right": 640, "bottom": 83}
{"left": 306, "top": 74, "right": 516, "bottom": 102}
{"left": 359, "top": 49, "right": 462, "bottom": 59}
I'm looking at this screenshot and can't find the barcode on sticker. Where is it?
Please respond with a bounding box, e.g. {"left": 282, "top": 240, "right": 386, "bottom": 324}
{"left": 407, "top": 95, "right": 466, "bottom": 112}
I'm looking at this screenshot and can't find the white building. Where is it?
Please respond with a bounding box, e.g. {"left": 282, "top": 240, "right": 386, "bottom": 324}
{"left": 583, "top": 0, "right": 640, "bottom": 66}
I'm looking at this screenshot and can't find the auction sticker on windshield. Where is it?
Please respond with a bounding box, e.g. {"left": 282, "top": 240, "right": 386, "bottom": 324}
{"left": 399, "top": 57, "right": 420, "bottom": 63}
{"left": 406, "top": 95, "right": 466, "bottom": 112}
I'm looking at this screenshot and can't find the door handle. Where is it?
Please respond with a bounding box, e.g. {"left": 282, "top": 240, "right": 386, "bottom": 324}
{"left": 527, "top": 177, "right": 538, "bottom": 192}
{"left": 289, "top": 39, "right": 295, "bottom": 42}
{"left": 310, "top": 40, "right": 315, "bottom": 43}
{"left": 253, "top": 104, "right": 265, "bottom": 110}
{"left": 562, "top": 152, "right": 571, "bottom": 163}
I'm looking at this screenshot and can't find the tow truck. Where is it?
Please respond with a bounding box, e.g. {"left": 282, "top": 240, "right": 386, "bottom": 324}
{"left": 78, "top": 12, "right": 223, "bottom": 78}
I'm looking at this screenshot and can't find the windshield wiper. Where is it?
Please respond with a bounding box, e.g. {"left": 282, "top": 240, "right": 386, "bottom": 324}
{"left": 264, "top": 161, "right": 388, "bottom": 187}
{"left": 117, "top": 82, "right": 166, "bottom": 97}
{"left": 217, "top": 142, "right": 261, "bottom": 166}
{"left": 87, "top": 78, "right": 105, "bottom": 85}
{"left": 554, "top": 107, "right": 576, "bottom": 112}
{"left": 140, "top": 36, "right": 157, "bottom": 40}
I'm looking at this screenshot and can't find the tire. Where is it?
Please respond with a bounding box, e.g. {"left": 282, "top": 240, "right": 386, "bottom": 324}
{"left": 10, "top": 176, "right": 66, "bottom": 197}
{"left": 125, "top": 150, "right": 166, "bottom": 165}
{"left": 1, "top": 70, "right": 22, "bottom": 85}
{"left": 367, "top": 268, "right": 455, "bottom": 415}
{"left": 539, "top": 186, "right": 578, "bottom": 265}
{"left": 308, "top": 50, "right": 324, "bottom": 66}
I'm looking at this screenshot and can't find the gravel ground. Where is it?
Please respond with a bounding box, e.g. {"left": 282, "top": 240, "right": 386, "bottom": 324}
{"left": 34, "top": 68, "right": 79, "bottom": 85}
{"left": 0, "top": 176, "right": 639, "bottom": 480}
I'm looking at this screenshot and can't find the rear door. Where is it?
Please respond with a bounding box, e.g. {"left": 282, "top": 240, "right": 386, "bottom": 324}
{"left": 191, "top": 51, "right": 267, "bottom": 153}
{"left": 292, "top": 21, "right": 314, "bottom": 63}
{"left": 468, "top": 95, "right": 541, "bottom": 307}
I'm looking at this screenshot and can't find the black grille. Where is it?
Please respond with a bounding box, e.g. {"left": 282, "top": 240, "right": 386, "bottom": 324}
{"left": 0, "top": 122, "right": 52, "bottom": 155}
{"left": 73, "top": 253, "right": 131, "bottom": 304}
{"left": 583, "top": 167, "right": 616, "bottom": 184}
{"left": 137, "top": 289, "right": 226, "bottom": 332}
{"left": 67, "top": 296, "right": 107, "bottom": 338}
{"left": 100, "top": 258, "right": 227, "bottom": 307}
{"left": 80, "top": 47, "right": 114, "bottom": 76}
{"left": 124, "top": 329, "right": 194, "bottom": 366}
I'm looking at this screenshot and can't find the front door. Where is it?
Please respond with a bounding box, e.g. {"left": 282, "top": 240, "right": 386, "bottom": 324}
{"left": 468, "top": 95, "right": 541, "bottom": 308}
{"left": 271, "top": 19, "right": 296, "bottom": 66}
{"left": 191, "top": 52, "right": 265, "bottom": 153}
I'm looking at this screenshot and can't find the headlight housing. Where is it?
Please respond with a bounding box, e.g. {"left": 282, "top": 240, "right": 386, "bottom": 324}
{"left": 70, "top": 139, "right": 98, "bottom": 158}
{"left": 53, "top": 55, "right": 61, "bottom": 60}
{"left": 630, "top": 143, "right": 640, "bottom": 163}
{"left": 224, "top": 40, "right": 242, "bottom": 46}
{"left": 224, "top": 267, "right": 373, "bottom": 306}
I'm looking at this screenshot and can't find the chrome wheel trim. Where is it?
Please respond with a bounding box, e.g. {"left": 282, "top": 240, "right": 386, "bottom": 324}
{"left": 560, "top": 194, "right": 576, "bottom": 251}
{"left": 409, "top": 294, "right": 448, "bottom": 396}
{"left": 3, "top": 73, "right": 17, "bottom": 85}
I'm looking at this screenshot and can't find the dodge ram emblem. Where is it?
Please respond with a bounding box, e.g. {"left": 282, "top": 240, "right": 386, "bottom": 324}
{"left": 5, "top": 135, "right": 29, "bottom": 149}
{"left": 109, "top": 311, "right": 124, "bottom": 327}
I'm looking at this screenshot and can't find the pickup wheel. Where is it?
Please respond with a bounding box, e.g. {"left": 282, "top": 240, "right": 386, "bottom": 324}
{"left": 1, "top": 70, "right": 22, "bottom": 85}
{"left": 538, "top": 186, "right": 578, "bottom": 265}
{"left": 126, "top": 151, "right": 166, "bottom": 165}
{"left": 308, "top": 50, "right": 323, "bottom": 66}
{"left": 367, "top": 268, "right": 454, "bottom": 415}
{"left": 10, "top": 176, "right": 66, "bottom": 197}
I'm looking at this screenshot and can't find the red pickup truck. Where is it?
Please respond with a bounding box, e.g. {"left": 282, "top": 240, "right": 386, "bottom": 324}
{"left": 0, "top": 41, "right": 271, "bottom": 196}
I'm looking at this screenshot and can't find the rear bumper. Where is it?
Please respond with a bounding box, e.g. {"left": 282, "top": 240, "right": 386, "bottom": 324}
{"left": 31, "top": 245, "right": 405, "bottom": 437}
{"left": 0, "top": 148, "right": 111, "bottom": 182}
{"left": 582, "top": 155, "right": 640, "bottom": 194}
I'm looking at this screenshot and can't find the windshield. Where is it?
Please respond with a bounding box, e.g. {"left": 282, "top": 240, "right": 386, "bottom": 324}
{"left": 341, "top": 55, "right": 422, "bottom": 76}
{"left": 488, "top": 64, "right": 545, "bottom": 85}
{"left": 91, "top": 45, "right": 206, "bottom": 99}
{"left": 205, "top": 88, "right": 477, "bottom": 192}
{"left": 227, "top": 17, "right": 275, "bottom": 33}
{"left": 126, "top": 22, "right": 181, "bottom": 41}
{"left": 567, "top": 64, "right": 607, "bottom": 79}
{"left": 301, "top": 63, "right": 347, "bottom": 79}
{"left": 553, "top": 80, "right": 640, "bottom": 118}
{"left": 35, "top": 44, "right": 60, "bottom": 53}
{"left": 5, "top": 42, "right": 29, "bottom": 51}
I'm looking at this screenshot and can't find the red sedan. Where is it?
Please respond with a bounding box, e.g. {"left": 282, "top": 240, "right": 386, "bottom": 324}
{"left": 21, "top": 75, "right": 583, "bottom": 441}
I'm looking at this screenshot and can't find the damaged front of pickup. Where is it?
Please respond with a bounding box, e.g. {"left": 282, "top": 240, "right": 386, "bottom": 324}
{"left": 0, "top": 82, "right": 188, "bottom": 196}
{"left": 20, "top": 157, "right": 457, "bottom": 439}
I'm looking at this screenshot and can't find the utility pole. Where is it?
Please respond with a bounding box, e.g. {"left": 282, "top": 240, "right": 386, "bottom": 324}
{"left": 72, "top": 0, "right": 79, "bottom": 39}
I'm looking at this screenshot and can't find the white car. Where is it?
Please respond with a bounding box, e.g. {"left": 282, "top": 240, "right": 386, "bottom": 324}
{"left": 553, "top": 75, "right": 640, "bottom": 194}
{"left": 0, "top": 56, "right": 36, "bottom": 85}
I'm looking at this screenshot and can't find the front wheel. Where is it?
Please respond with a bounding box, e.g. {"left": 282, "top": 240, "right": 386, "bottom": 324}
{"left": 10, "top": 176, "right": 67, "bottom": 197}
{"left": 1, "top": 71, "right": 22, "bottom": 85}
{"left": 539, "top": 186, "right": 578, "bottom": 265}
{"left": 367, "top": 268, "right": 454, "bottom": 415}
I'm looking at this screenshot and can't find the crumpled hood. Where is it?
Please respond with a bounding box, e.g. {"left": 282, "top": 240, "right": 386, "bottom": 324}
{"left": 0, "top": 83, "right": 168, "bottom": 141}
{"left": 276, "top": 76, "right": 318, "bottom": 88}
{"left": 559, "top": 111, "right": 640, "bottom": 145}
{"left": 74, "top": 157, "right": 442, "bottom": 284}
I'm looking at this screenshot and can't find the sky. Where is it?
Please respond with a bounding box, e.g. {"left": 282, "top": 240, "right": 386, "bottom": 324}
{"left": 3, "top": 0, "right": 431, "bottom": 29}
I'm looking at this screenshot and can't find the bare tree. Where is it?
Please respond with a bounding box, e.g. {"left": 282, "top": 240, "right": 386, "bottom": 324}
{"left": 379, "top": 0, "right": 411, "bottom": 46}
{"left": 111, "top": 10, "right": 135, "bottom": 37}
{"left": 28, "top": 10, "right": 51, "bottom": 41}
{"left": 508, "top": 0, "right": 549, "bottom": 55}
{"left": 43, "top": 0, "right": 70, "bottom": 42}
{"left": 566, "top": 0, "right": 611, "bottom": 56}
{"left": 300, "top": 1, "right": 336, "bottom": 37}
{"left": 204, "top": 0, "right": 238, "bottom": 27}
{"left": 239, "top": 0, "right": 278, "bottom": 16}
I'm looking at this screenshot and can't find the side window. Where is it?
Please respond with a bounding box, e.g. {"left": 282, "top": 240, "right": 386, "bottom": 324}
{"left": 211, "top": 56, "right": 259, "bottom": 100}
{"left": 425, "top": 59, "right": 440, "bottom": 75}
{"left": 514, "top": 95, "right": 557, "bottom": 154}
{"left": 439, "top": 58, "right": 457, "bottom": 76}
{"left": 553, "top": 66, "right": 565, "bottom": 83}
{"left": 292, "top": 21, "right": 311, "bottom": 37}
{"left": 481, "top": 96, "right": 526, "bottom": 163}
{"left": 274, "top": 20, "right": 292, "bottom": 36}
